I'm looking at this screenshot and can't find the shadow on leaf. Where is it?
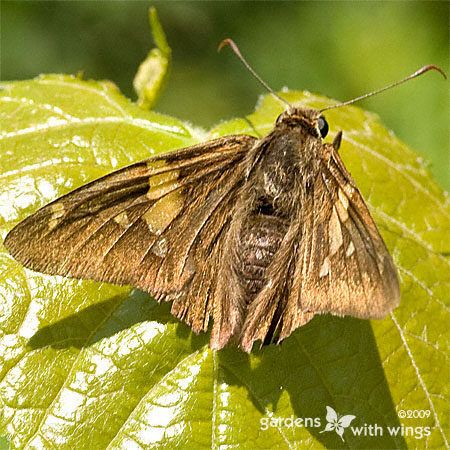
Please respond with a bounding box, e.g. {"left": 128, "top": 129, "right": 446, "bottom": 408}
{"left": 27, "top": 291, "right": 404, "bottom": 449}
{"left": 218, "top": 316, "right": 406, "bottom": 449}
{"left": 27, "top": 289, "right": 182, "bottom": 350}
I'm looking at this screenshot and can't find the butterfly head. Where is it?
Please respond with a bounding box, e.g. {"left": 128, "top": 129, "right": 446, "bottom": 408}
{"left": 276, "top": 107, "right": 329, "bottom": 139}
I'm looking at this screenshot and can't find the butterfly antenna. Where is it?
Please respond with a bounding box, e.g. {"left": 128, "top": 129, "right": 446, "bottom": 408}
{"left": 320, "top": 65, "right": 446, "bottom": 112}
{"left": 219, "top": 38, "right": 291, "bottom": 108}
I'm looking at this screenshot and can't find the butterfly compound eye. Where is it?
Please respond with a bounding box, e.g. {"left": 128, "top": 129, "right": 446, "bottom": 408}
{"left": 317, "top": 116, "right": 329, "bottom": 138}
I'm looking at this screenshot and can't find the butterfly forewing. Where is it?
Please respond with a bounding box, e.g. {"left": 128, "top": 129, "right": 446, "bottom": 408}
{"left": 4, "top": 135, "right": 256, "bottom": 296}
{"left": 296, "top": 143, "right": 400, "bottom": 319}
{"left": 237, "top": 133, "right": 399, "bottom": 351}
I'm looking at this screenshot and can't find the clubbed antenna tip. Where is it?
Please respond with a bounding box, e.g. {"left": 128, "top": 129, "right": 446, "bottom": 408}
{"left": 218, "top": 38, "right": 291, "bottom": 108}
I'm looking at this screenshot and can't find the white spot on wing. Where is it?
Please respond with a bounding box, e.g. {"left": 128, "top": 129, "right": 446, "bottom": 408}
{"left": 329, "top": 208, "right": 343, "bottom": 256}
{"left": 152, "top": 238, "right": 168, "bottom": 257}
{"left": 113, "top": 211, "right": 130, "bottom": 228}
{"left": 319, "top": 257, "right": 330, "bottom": 278}
{"left": 338, "top": 188, "right": 349, "bottom": 210}
{"left": 335, "top": 188, "right": 349, "bottom": 222}
{"left": 346, "top": 241, "right": 355, "bottom": 257}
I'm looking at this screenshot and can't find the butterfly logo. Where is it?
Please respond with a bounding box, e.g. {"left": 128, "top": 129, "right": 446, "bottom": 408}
{"left": 320, "top": 406, "right": 356, "bottom": 442}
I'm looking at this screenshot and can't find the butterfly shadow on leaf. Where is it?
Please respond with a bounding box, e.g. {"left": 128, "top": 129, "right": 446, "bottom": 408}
{"left": 26, "top": 288, "right": 207, "bottom": 351}
{"left": 25, "top": 286, "right": 405, "bottom": 449}
{"left": 218, "top": 315, "right": 406, "bottom": 450}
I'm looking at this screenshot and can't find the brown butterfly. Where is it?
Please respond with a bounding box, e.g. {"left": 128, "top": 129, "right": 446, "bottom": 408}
{"left": 4, "top": 40, "right": 445, "bottom": 352}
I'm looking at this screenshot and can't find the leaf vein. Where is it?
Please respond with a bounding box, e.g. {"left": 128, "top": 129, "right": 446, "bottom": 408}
{"left": 390, "top": 313, "right": 449, "bottom": 449}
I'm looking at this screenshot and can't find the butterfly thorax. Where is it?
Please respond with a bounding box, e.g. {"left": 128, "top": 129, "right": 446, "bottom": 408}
{"left": 253, "top": 124, "right": 320, "bottom": 214}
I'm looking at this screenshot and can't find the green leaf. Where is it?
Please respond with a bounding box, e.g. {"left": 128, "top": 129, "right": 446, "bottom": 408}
{"left": 0, "top": 435, "right": 9, "bottom": 450}
{"left": 0, "top": 76, "right": 449, "bottom": 450}
{"left": 133, "top": 7, "right": 171, "bottom": 110}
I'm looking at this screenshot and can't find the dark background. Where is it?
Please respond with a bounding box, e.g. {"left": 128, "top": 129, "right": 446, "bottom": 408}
{"left": 2, "top": 1, "right": 449, "bottom": 189}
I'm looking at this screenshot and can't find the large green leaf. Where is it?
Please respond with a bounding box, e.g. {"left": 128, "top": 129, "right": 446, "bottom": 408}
{"left": 0, "top": 74, "right": 448, "bottom": 450}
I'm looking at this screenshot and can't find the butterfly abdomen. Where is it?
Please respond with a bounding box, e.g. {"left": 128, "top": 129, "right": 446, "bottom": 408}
{"left": 237, "top": 214, "right": 288, "bottom": 299}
